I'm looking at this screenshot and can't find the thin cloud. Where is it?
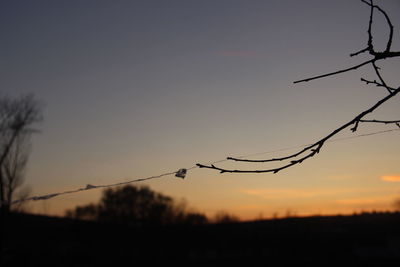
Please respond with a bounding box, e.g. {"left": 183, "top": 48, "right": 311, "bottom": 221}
{"left": 240, "top": 187, "right": 398, "bottom": 200}
{"left": 336, "top": 195, "right": 395, "bottom": 205}
{"left": 240, "top": 188, "right": 350, "bottom": 200}
{"left": 381, "top": 175, "right": 400, "bottom": 182}
{"left": 336, "top": 198, "right": 377, "bottom": 205}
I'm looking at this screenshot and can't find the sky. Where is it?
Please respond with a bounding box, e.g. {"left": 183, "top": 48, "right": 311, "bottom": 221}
{"left": 1, "top": 0, "right": 400, "bottom": 220}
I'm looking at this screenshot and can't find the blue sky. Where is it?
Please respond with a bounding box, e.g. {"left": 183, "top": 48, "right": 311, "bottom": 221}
{"left": 1, "top": 0, "right": 400, "bottom": 219}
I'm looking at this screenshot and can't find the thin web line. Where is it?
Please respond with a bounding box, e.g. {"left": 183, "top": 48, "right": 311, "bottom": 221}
{"left": 11, "top": 127, "right": 400, "bottom": 205}
{"left": 11, "top": 171, "right": 178, "bottom": 204}
{"left": 231, "top": 128, "right": 400, "bottom": 160}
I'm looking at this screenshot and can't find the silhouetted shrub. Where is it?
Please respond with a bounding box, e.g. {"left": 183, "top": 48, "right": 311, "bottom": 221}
{"left": 66, "top": 185, "right": 208, "bottom": 226}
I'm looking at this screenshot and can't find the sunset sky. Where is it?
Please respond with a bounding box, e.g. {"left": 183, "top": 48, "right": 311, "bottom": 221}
{"left": 1, "top": 0, "right": 400, "bottom": 220}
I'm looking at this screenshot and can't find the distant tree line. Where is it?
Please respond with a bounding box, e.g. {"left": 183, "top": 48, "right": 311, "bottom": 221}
{"left": 66, "top": 185, "right": 239, "bottom": 226}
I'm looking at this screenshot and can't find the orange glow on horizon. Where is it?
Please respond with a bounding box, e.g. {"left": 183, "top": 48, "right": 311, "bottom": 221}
{"left": 381, "top": 175, "right": 400, "bottom": 182}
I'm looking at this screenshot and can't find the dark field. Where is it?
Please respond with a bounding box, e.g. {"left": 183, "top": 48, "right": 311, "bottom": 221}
{"left": 2, "top": 212, "right": 400, "bottom": 266}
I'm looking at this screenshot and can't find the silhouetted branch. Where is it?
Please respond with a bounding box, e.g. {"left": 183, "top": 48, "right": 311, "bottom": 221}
{"left": 197, "top": 87, "right": 400, "bottom": 173}
{"left": 293, "top": 59, "right": 374, "bottom": 84}
{"left": 366, "top": 0, "right": 374, "bottom": 52}
{"left": 360, "top": 77, "right": 395, "bottom": 91}
{"left": 361, "top": 0, "right": 394, "bottom": 53}
{"left": 294, "top": 0, "right": 399, "bottom": 85}
{"left": 359, "top": 119, "right": 400, "bottom": 125}
{"left": 197, "top": 0, "right": 399, "bottom": 174}
{"left": 350, "top": 47, "right": 369, "bottom": 57}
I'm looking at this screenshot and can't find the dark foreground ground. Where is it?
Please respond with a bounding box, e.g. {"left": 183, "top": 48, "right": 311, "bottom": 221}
{"left": 2, "top": 212, "right": 400, "bottom": 266}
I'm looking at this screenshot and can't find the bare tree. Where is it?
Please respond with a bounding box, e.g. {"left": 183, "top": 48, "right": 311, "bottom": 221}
{"left": 2, "top": 134, "right": 31, "bottom": 210}
{"left": 0, "top": 94, "right": 42, "bottom": 212}
{"left": 197, "top": 0, "right": 400, "bottom": 174}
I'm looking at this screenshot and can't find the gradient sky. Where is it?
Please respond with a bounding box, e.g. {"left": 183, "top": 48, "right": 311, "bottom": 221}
{"left": 1, "top": 0, "right": 400, "bottom": 220}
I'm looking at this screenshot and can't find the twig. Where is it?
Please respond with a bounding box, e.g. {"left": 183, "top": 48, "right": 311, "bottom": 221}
{"left": 371, "top": 62, "right": 391, "bottom": 93}
{"left": 293, "top": 59, "right": 374, "bottom": 84}
{"left": 361, "top": 0, "right": 394, "bottom": 53}
{"left": 359, "top": 119, "right": 400, "bottom": 124}
{"left": 360, "top": 77, "right": 395, "bottom": 91}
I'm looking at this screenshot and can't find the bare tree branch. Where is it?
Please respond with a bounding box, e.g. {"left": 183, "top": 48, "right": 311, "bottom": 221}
{"left": 197, "top": 0, "right": 400, "bottom": 174}
{"left": 294, "top": 0, "right": 399, "bottom": 85}
{"left": 293, "top": 59, "right": 374, "bottom": 84}
{"left": 359, "top": 119, "right": 400, "bottom": 125}
{"left": 361, "top": 0, "right": 394, "bottom": 53}
{"left": 371, "top": 62, "right": 391, "bottom": 93}
{"left": 360, "top": 77, "right": 395, "bottom": 91}
{"left": 197, "top": 86, "right": 400, "bottom": 173}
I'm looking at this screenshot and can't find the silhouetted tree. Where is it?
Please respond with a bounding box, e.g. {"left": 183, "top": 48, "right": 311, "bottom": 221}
{"left": 213, "top": 211, "right": 239, "bottom": 224}
{"left": 2, "top": 134, "right": 31, "bottom": 212}
{"left": 0, "top": 94, "right": 42, "bottom": 212}
{"left": 393, "top": 198, "right": 400, "bottom": 212}
{"left": 65, "top": 203, "right": 98, "bottom": 221}
{"left": 197, "top": 0, "right": 399, "bottom": 174}
{"left": 66, "top": 185, "right": 208, "bottom": 226}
